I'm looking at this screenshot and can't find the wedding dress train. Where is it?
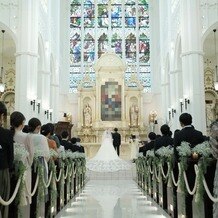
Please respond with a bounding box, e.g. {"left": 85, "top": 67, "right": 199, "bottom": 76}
{"left": 86, "top": 130, "right": 131, "bottom": 172}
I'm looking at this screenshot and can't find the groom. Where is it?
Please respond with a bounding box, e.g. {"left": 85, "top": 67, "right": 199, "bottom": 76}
{"left": 112, "top": 128, "right": 121, "bottom": 156}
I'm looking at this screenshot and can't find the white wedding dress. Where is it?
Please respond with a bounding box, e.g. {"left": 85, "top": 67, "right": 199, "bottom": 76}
{"left": 86, "top": 130, "right": 131, "bottom": 172}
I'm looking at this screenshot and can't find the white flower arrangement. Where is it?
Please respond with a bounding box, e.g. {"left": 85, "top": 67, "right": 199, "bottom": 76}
{"left": 65, "top": 150, "right": 86, "bottom": 159}
{"left": 58, "top": 149, "right": 66, "bottom": 159}
{"left": 34, "top": 147, "right": 48, "bottom": 158}
{"left": 14, "top": 142, "right": 29, "bottom": 163}
{"left": 156, "top": 146, "right": 173, "bottom": 158}
{"left": 146, "top": 150, "right": 155, "bottom": 158}
{"left": 137, "top": 152, "right": 144, "bottom": 158}
{"left": 49, "top": 149, "right": 59, "bottom": 158}
{"left": 176, "top": 141, "right": 192, "bottom": 157}
{"left": 192, "top": 141, "right": 212, "bottom": 158}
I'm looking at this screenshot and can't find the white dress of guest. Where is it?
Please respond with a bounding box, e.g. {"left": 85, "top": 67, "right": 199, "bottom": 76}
{"left": 13, "top": 130, "right": 34, "bottom": 205}
{"left": 209, "top": 121, "right": 218, "bottom": 218}
{"left": 28, "top": 133, "right": 50, "bottom": 175}
{"left": 86, "top": 130, "right": 131, "bottom": 172}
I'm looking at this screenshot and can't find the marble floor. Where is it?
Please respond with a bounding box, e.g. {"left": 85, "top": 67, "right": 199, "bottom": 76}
{"left": 56, "top": 164, "right": 170, "bottom": 218}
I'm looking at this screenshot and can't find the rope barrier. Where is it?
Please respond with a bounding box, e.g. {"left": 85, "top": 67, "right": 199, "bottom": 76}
{"left": 154, "top": 166, "right": 160, "bottom": 182}
{"left": 160, "top": 163, "right": 170, "bottom": 179}
{"left": 171, "top": 163, "right": 180, "bottom": 187}
{"left": 183, "top": 165, "right": 198, "bottom": 195}
{"left": 42, "top": 171, "right": 53, "bottom": 188}
{"left": 25, "top": 175, "right": 39, "bottom": 197}
{"left": 0, "top": 176, "right": 22, "bottom": 206}
{"left": 55, "top": 169, "right": 62, "bottom": 182}
{"left": 148, "top": 165, "right": 154, "bottom": 174}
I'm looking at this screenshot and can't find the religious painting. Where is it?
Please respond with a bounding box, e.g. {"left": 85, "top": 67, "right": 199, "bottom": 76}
{"left": 101, "top": 82, "right": 121, "bottom": 121}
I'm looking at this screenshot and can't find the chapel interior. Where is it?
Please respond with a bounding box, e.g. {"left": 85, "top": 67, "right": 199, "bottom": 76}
{"left": 0, "top": 0, "right": 218, "bottom": 218}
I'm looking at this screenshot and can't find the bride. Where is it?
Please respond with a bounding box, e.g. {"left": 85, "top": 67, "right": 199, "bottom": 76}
{"left": 86, "top": 129, "right": 131, "bottom": 172}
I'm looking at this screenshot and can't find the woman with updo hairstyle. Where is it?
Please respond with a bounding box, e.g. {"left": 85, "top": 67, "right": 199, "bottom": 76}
{"left": 28, "top": 117, "right": 50, "bottom": 161}
{"left": 10, "top": 111, "right": 34, "bottom": 208}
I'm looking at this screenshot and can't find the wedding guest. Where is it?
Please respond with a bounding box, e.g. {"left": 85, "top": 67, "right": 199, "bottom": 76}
{"left": 70, "top": 137, "right": 82, "bottom": 153}
{"left": 28, "top": 118, "right": 50, "bottom": 218}
{"left": 139, "top": 132, "right": 156, "bottom": 156}
{"left": 22, "top": 124, "right": 29, "bottom": 133}
{"left": 76, "top": 137, "right": 85, "bottom": 153}
{"left": 174, "top": 113, "right": 205, "bottom": 218}
{"left": 46, "top": 123, "right": 60, "bottom": 148}
{"left": 174, "top": 113, "right": 204, "bottom": 149}
{"left": 10, "top": 112, "right": 34, "bottom": 210}
{"left": 0, "top": 102, "right": 13, "bottom": 218}
{"left": 41, "top": 124, "right": 58, "bottom": 152}
{"left": 154, "top": 124, "right": 173, "bottom": 152}
{"left": 154, "top": 125, "right": 173, "bottom": 210}
{"left": 61, "top": 131, "right": 72, "bottom": 150}
{"left": 173, "top": 129, "right": 180, "bottom": 138}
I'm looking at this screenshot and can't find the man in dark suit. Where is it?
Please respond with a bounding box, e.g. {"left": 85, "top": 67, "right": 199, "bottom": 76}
{"left": 153, "top": 125, "right": 173, "bottom": 210}
{"left": 174, "top": 113, "right": 205, "bottom": 218}
{"left": 70, "top": 137, "right": 82, "bottom": 153}
{"left": 0, "top": 102, "right": 14, "bottom": 218}
{"left": 112, "top": 128, "right": 121, "bottom": 156}
{"left": 154, "top": 124, "right": 173, "bottom": 152}
{"left": 174, "top": 113, "right": 205, "bottom": 149}
{"left": 76, "top": 137, "right": 85, "bottom": 153}
{"left": 139, "top": 132, "right": 156, "bottom": 156}
{"left": 61, "top": 131, "right": 74, "bottom": 151}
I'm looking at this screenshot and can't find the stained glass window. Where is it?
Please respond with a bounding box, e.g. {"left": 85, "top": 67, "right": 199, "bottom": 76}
{"left": 70, "top": 0, "right": 151, "bottom": 93}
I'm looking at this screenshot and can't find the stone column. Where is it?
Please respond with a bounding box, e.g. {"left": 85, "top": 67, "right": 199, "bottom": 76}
{"left": 180, "top": 0, "right": 206, "bottom": 133}
{"left": 15, "top": 0, "right": 39, "bottom": 120}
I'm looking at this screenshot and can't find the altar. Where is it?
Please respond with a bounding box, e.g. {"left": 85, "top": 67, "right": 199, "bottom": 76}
{"left": 76, "top": 52, "right": 147, "bottom": 143}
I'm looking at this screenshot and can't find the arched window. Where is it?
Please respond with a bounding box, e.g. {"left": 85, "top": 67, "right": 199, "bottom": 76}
{"left": 70, "top": 0, "right": 151, "bottom": 93}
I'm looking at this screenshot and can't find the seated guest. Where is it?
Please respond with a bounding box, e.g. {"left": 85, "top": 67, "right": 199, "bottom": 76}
{"left": 61, "top": 131, "right": 72, "bottom": 150}
{"left": 139, "top": 132, "right": 156, "bottom": 156}
{"left": 154, "top": 124, "right": 173, "bottom": 152}
{"left": 70, "top": 137, "right": 82, "bottom": 153}
{"left": 0, "top": 102, "right": 13, "bottom": 218}
{"left": 76, "top": 137, "right": 85, "bottom": 153}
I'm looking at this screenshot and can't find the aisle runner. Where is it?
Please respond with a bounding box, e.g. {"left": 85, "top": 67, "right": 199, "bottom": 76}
{"left": 56, "top": 167, "right": 169, "bottom": 218}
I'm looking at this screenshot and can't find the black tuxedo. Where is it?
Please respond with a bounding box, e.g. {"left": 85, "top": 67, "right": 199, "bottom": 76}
{"left": 112, "top": 132, "right": 121, "bottom": 156}
{"left": 61, "top": 139, "right": 71, "bottom": 150}
{"left": 154, "top": 135, "right": 173, "bottom": 152}
{"left": 70, "top": 143, "right": 83, "bottom": 153}
{"left": 174, "top": 126, "right": 204, "bottom": 149}
{"left": 173, "top": 126, "right": 205, "bottom": 218}
{"left": 0, "top": 127, "right": 14, "bottom": 170}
